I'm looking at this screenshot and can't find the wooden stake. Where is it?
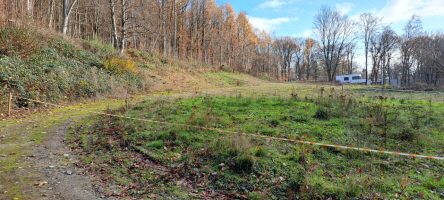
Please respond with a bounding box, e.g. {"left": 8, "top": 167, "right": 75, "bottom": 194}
{"left": 125, "top": 92, "right": 129, "bottom": 109}
{"left": 8, "top": 93, "right": 12, "bottom": 116}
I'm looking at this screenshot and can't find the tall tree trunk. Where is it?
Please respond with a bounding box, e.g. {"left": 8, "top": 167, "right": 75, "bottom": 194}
{"left": 288, "top": 63, "right": 292, "bottom": 81}
{"left": 306, "top": 59, "right": 311, "bottom": 80}
{"left": 162, "top": 0, "right": 167, "bottom": 57}
{"left": 227, "top": 42, "right": 231, "bottom": 66}
{"left": 109, "top": 0, "right": 119, "bottom": 49}
{"left": 173, "top": 0, "right": 177, "bottom": 57}
{"left": 201, "top": 0, "right": 206, "bottom": 62}
{"left": 119, "top": 0, "right": 127, "bottom": 54}
{"left": 365, "top": 43, "right": 368, "bottom": 85}
{"left": 387, "top": 54, "right": 392, "bottom": 84}
{"left": 26, "top": 0, "right": 32, "bottom": 18}
{"left": 62, "top": 0, "right": 78, "bottom": 35}
{"left": 219, "top": 45, "right": 222, "bottom": 66}
{"left": 48, "top": 0, "right": 54, "bottom": 28}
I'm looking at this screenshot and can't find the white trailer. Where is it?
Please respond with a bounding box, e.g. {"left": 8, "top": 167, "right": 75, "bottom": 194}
{"left": 335, "top": 74, "right": 368, "bottom": 84}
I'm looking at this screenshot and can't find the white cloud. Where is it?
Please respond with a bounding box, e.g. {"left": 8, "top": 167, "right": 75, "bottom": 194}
{"left": 256, "top": 0, "right": 301, "bottom": 9}
{"left": 291, "top": 29, "right": 315, "bottom": 38}
{"left": 378, "top": 0, "right": 444, "bottom": 23}
{"left": 258, "top": 0, "right": 287, "bottom": 9}
{"left": 296, "top": 29, "right": 315, "bottom": 38}
{"left": 336, "top": 2, "right": 354, "bottom": 15}
{"left": 248, "top": 16, "right": 295, "bottom": 32}
{"left": 301, "top": 29, "right": 314, "bottom": 38}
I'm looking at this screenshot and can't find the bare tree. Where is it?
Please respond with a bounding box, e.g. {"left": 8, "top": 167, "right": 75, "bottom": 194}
{"left": 400, "top": 15, "right": 422, "bottom": 86}
{"left": 274, "top": 37, "right": 297, "bottom": 81}
{"left": 109, "top": 0, "right": 119, "bottom": 49}
{"left": 162, "top": 0, "right": 167, "bottom": 56}
{"left": 358, "top": 13, "right": 381, "bottom": 85}
{"left": 369, "top": 30, "right": 383, "bottom": 82}
{"left": 369, "top": 26, "right": 399, "bottom": 84}
{"left": 293, "top": 38, "right": 304, "bottom": 80}
{"left": 48, "top": 0, "right": 54, "bottom": 28}
{"left": 119, "top": 0, "right": 128, "bottom": 54}
{"left": 172, "top": 0, "right": 178, "bottom": 57}
{"left": 314, "top": 6, "right": 354, "bottom": 82}
{"left": 344, "top": 43, "right": 357, "bottom": 74}
{"left": 26, "top": 0, "right": 33, "bottom": 17}
{"left": 412, "top": 33, "right": 444, "bottom": 85}
{"left": 379, "top": 26, "right": 399, "bottom": 84}
{"left": 62, "top": 0, "right": 78, "bottom": 35}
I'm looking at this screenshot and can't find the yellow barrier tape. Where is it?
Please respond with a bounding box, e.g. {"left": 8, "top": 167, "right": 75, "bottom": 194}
{"left": 16, "top": 96, "right": 444, "bottom": 160}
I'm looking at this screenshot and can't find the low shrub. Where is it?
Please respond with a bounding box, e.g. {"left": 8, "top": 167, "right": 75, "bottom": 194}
{"left": 104, "top": 58, "right": 138, "bottom": 75}
{"left": 313, "top": 107, "right": 329, "bottom": 120}
{"left": 233, "top": 153, "right": 254, "bottom": 173}
{"left": 83, "top": 37, "right": 116, "bottom": 59}
{"left": 254, "top": 146, "right": 267, "bottom": 157}
{"left": 49, "top": 36, "right": 76, "bottom": 58}
{"left": 393, "top": 127, "right": 419, "bottom": 142}
{"left": 0, "top": 24, "right": 40, "bottom": 58}
{"left": 147, "top": 140, "right": 164, "bottom": 149}
{"left": 220, "top": 65, "right": 233, "bottom": 72}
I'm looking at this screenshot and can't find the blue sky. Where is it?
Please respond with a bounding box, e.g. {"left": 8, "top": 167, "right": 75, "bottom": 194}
{"left": 215, "top": 0, "right": 444, "bottom": 67}
{"left": 215, "top": 0, "right": 444, "bottom": 37}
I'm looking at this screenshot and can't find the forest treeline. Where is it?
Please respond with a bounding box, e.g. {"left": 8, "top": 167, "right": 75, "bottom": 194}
{"left": 1, "top": 0, "right": 443, "bottom": 86}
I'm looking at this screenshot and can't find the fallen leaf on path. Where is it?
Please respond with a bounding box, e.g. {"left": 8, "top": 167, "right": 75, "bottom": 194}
{"left": 35, "top": 181, "right": 48, "bottom": 186}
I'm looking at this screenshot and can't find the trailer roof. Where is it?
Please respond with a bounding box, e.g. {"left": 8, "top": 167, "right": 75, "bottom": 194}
{"left": 336, "top": 74, "right": 361, "bottom": 77}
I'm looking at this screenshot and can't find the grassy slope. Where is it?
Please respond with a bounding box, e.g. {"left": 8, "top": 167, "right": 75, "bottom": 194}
{"left": 0, "top": 25, "right": 147, "bottom": 102}
{"left": 69, "top": 85, "right": 444, "bottom": 199}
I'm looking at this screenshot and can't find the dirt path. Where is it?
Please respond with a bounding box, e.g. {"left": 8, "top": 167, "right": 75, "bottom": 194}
{"left": 30, "top": 119, "right": 101, "bottom": 200}
{"left": 0, "top": 97, "right": 136, "bottom": 200}
{"left": 0, "top": 119, "right": 99, "bottom": 200}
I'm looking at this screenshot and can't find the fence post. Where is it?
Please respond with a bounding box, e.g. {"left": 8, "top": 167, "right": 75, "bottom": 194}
{"left": 125, "top": 91, "right": 129, "bottom": 109}
{"left": 8, "top": 93, "right": 12, "bottom": 116}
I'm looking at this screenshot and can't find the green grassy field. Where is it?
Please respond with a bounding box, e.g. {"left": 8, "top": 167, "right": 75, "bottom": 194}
{"left": 68, "top": 84, "right": 444, "bottom": 199}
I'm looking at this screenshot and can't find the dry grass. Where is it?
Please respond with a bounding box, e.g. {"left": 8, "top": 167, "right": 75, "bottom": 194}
{"left": 143, "top": 67, "right": 269, "bottom": 92}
